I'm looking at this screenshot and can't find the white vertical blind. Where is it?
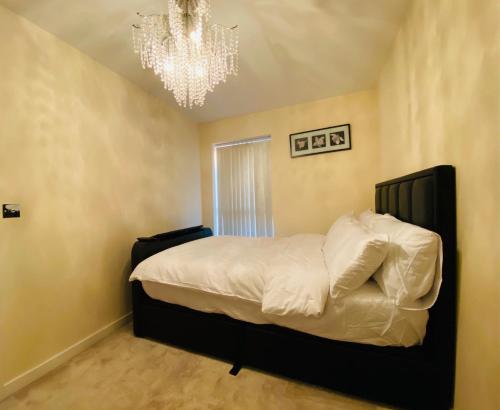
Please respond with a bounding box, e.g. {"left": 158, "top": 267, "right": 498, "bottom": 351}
{"left": 213, "top": 137, "right": 274, "bottom": 237}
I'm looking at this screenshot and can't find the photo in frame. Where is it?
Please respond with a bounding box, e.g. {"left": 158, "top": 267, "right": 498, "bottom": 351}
{"left": 290, "top": 124, "right": 351, "bottom": 158}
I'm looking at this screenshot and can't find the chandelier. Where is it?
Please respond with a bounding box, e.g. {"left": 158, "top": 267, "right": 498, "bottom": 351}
{"left": 132, "top": 0, "right": 239, "bottom": 108}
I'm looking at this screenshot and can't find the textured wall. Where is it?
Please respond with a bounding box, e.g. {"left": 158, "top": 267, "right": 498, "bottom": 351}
{"left": 199, "top": 90, "right": 380, "bottom": 236}
{"left": 377, "top": 0, "right": 500, "bottom": 408}
{"left": 0, "top": 6, "right": 201, "bottom": 386}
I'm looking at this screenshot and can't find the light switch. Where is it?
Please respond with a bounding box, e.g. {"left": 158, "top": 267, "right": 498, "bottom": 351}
{"left": 3, "top": 204, "right": 20, "bottom": 218}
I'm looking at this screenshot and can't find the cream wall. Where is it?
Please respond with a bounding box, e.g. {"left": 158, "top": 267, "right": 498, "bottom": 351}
{"left": 377, "top": 0, "right": 499, "bottom": 409}
{"left": 0, "top": 6, "right": 201, "bottom": 388}
{"left": 199, "top": 90, "right": 380, "bottom": 236}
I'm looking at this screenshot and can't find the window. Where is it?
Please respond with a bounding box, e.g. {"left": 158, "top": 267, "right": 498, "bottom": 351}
{"left": 213, "top": 136, "right": 274, "bottom": 237}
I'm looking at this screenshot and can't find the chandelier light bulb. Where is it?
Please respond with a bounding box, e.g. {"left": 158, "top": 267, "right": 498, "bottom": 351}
{"left": 164, "top": 61, "right": 174, "bottom": 73}
{"left": 190, "top": 29, "right": 202, "bottom": 45}
{"left": 194, "top": 64, "right": 205, "bottom": 78}
{"left": 132, "top": 0, "right": 239, "bottom": 108}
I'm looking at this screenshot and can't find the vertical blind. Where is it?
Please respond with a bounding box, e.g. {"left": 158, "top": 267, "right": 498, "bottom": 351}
{"left": 213, "top": 137, "right": 274, "bottom": 237}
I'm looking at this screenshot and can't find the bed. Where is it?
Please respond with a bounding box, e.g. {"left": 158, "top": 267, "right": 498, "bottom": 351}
{"left": 130, "top": 165, "right": 457, "bottom": 410}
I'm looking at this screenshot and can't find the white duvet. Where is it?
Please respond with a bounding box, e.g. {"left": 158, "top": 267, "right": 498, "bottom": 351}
{"left": 130, "top": 234, "right": 330, "bottom": 317}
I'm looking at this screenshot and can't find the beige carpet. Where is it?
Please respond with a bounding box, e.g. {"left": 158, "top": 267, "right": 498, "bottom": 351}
{"left": 0, "top": 324, "right": 390, "bottom": 410}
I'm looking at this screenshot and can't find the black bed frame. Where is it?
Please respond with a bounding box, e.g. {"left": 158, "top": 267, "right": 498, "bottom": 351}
{"left": 131, "top": 165, "right": 457, "bottom": 410}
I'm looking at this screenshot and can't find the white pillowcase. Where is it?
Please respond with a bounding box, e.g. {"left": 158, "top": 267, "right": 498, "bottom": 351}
{"left": 323, "top": 214, "right": 389, "bottom": 299}
{"left": 359, "top": 209, "right": 378, "bottom": 227}
{"left": 360, "top": 210, "right": 443, "bottom": 310}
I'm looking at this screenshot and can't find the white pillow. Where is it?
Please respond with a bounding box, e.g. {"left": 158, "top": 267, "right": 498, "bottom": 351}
{"left": 367, "top": 214, "right": 443, "bottom": 309}
{"left": 323, "top": 214, "right": 389, "bottom": 299}
{"left": 358, "top": 209, "right": 378, "bottom": 227}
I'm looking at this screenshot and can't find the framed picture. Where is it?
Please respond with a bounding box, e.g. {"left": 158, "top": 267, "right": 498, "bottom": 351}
{"left": 290, "top": 123, "right": 351, "bottom": 158}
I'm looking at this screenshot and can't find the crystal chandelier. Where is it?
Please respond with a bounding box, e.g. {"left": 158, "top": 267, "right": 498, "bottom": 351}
{"left": 132, "top": 0, "right": 239, "bottom": 108}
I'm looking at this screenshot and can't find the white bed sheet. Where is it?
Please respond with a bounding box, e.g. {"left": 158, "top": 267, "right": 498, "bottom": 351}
{"left": 141, "top": 279, "right": 428, "bottom": 347}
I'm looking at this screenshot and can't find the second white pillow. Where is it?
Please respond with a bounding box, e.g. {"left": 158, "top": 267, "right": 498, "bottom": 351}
{"left": 323, "top": 214, "right": 389, "bottom": 299}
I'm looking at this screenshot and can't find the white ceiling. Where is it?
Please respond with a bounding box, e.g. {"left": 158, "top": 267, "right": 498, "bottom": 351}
{"left": 0, "top": 0, "right": 411, "bottom": 123}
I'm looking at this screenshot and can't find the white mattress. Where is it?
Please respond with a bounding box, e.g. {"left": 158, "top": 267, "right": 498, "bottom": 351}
{"left": 141, "top": 279, "right": 428, "bottom": 347}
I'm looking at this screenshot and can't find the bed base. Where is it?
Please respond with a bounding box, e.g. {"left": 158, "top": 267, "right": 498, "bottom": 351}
{"left": 131, "top": 165, "right": 457, "bottom": 410}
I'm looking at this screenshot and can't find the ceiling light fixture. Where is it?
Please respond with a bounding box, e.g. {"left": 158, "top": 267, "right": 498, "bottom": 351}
{"left": 132, "top": 0, "right": 239, "bottom": 108}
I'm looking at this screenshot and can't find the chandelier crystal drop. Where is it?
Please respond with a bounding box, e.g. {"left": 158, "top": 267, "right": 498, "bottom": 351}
{"left": 132, "top": 0, "right": 239, "bottom": 108}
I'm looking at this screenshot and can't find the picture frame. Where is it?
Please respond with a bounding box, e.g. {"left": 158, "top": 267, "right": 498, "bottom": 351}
{"left": 289, "top": 123, "right": 351, "bottom": 158}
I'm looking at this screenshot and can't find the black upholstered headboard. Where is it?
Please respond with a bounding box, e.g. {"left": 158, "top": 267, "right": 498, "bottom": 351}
{"left": 375, "top": 165, "right": 457, "bottom": 405}
{"left": 375, "top": 165, "right": 455, "bottom": 236}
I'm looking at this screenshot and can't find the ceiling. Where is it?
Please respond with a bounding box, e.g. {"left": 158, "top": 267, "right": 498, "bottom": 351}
{"left": 0, "top": 0, "right": 411, "bottom": 123}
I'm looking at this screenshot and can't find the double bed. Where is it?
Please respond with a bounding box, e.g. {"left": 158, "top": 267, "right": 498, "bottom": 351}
{"left": 130, "top": 165, "right": 457, "bottom": 410}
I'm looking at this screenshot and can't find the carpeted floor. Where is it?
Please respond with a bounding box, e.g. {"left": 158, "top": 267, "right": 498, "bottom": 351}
{"left": 0, "top": 324, "right": 390, "bottom": 410}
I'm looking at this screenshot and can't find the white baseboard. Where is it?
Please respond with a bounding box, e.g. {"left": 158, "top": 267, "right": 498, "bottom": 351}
{"left": 0, "top": 312, "right": 132, "bottom": 402}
